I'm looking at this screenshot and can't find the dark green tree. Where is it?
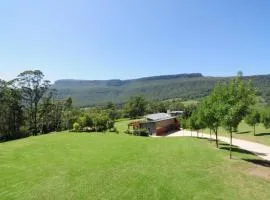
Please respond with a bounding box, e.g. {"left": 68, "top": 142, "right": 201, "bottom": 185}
{"left": 125, "top": 96, "right": 147, "bottom": 119}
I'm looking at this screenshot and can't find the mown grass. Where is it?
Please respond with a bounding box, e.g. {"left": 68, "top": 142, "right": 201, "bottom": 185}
{"left": 0, "top": 128, "right": 270, "bottom": 200}
{"left": 201, "top": 121, "right": 270, "bottom": 146}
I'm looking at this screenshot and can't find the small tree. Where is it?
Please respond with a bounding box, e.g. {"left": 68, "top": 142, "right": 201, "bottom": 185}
{"left": 73, "top": 122, "right": 80, "bottom": 131}
{"left": 221, "top": 77, "right": 255, "bottom": 159}
{"left": 245, "top": 109, "right": 261, "bottom": 136}
{"left": 190, "top": 111, "right": 205, "bottom": 137}
{"left": 261, "top": 109, "right": 270, "bottom": 129}
{"left": 198, "top": 86, "right": 225, "bottom": 148}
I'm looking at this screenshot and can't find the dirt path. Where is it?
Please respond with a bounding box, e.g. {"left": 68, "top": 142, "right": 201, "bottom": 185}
{"left": 162, "top": 130, "right": 270, "bottom": 161}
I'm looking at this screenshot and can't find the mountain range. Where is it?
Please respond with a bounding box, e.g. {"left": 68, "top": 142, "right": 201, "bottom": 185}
{"left": 53, "top": 73, "right": 270, "bottom": 107}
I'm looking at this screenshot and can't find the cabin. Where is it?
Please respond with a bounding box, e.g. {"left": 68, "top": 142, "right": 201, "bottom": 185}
{"left": 137, "top": 113, "right": 180, "bottom": 136}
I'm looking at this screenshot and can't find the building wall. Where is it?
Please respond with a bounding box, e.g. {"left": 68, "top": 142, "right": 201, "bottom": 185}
{"left": 139, "top": 118, "right": 179, "bottom": 136}
{"left": 155, "top": 118, "right": 175, "bottom": 129}
{"left": 140, "top": 122, "right": 156, "bottom": 134}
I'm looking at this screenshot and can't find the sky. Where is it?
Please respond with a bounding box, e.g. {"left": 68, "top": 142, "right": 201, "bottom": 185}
{"left": 0, "top": 0, "right": 270, "bottom": 82}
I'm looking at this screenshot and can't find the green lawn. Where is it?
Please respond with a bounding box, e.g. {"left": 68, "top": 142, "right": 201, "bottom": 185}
{"left": 201, "top": 121, "right": 270, "bottom": 146}
{"left": 115, "top": 118, "right": 131, "bottom": 133}
{"left": 1, "top": 129, "right": 270, "bottom": 200}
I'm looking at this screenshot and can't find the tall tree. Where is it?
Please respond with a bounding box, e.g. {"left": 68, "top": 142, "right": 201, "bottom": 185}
{"left": 16, "top": 70, "right": 51, "bottom": 135}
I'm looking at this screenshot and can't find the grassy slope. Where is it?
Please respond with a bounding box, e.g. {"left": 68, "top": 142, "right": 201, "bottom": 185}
{"left": 201, "top": 121, "right": 270, "bottom": 146}
{"left": 1, "top": 129, "right": 270, "bottom": 199}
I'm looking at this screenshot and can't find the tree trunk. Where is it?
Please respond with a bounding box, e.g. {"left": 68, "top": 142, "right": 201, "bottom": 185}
{"left": 253, "top": 125, "right": 256, "bottom": 136}
{"left": 230, "top": 131, "right": 232, "bottom": 159}
{"left": 34, "top": 102, "right": 38, "bottom": 135}
{"left": 215, "top": 129, "right": 218, "bottom": 148}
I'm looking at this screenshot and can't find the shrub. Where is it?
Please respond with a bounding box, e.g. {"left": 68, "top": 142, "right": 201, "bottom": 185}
{"left": 106, "top": 120, "right": 115, "bottom": 130}
{"left": 124, "top": 129, "right": 132, "bottom": 135}
{"left": 77, "top": 114, "right": 93, "bottom": 128}
{"left": 133, "top": 129, "right": 150, "bottom": 137}
{"left": 109, "top": 127, "right": 119, "bottom": 133}
{"left": 73, "top": 122, "right": 80, "bottom": 131}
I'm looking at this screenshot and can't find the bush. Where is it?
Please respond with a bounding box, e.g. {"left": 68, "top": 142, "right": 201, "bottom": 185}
{"left": 109, "top": 127, "right": 119, "bottom": 133}
{"left": 133, "top": 129, "right": 150, "bottom": 137}
{"left": 73, "top": 122, "right": 80, "bottom": 131}
{"left": 77, "top": 114, "right": 93, "bottom": 128}
{"left": 106, "top": 120, "right": 115, "bottom": 130}
{"left": 124, "top": 129, "right": 132, "bottom": 135}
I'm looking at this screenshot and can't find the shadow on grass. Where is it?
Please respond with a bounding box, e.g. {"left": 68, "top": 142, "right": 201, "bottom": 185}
{"left": 236, "top": 131, "right": 251, "bottom": 135}
{"left": 255, "top": 132, "right": 270, "bottom": 136}
{"left": 219, "top": 146, "right": 257, "bottom": 156}
{"left": 195, "top": 136, "right": 216, "bottom": 142}
{"left": 219, "top": 144, "right": 267, "bottom": 156}
{"left": 243, "top": 159, "right": 270, "bottom": 168}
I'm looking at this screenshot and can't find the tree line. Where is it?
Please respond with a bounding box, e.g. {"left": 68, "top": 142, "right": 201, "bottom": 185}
{"left": 183, "top": 74, "right": 270, "bottom": 158}
{"left": 0, "top": 70, "right": 75, "bottom": 140}
{"left": 0, "top": 69, "right": 195, "bottom": 141}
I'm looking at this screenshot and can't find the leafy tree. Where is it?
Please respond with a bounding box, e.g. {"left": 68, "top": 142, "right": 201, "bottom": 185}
{"left": 183, "top": 104, "right": 197, "bottom": 119}
{"left": 261, "top": 109, "right": 270, "bottom": 129}
{"left": 125, "top": 96, "right": 147, "bottom": 119}
{"left": 16, "top": 70, "right": 51, "bottom": 135}
{"left": 197, "top": 85, "right": 225, "bottom": 148}
{"left": 245, "top": 109, "right": 261, "bottom": 136}
{"left": 105, "top": 102, "right": 120, "bottom": 120}
{"left": 221, "top": 77, "right": 255, "bottom": 158}
{"left": 92, "top": 114, "right": 109, "bottom": 131}
{"left": 190, "top": 110, "right": 206, "bottom": 137}
{"left": 146, "top": 101, "right": 166, "bottom": 113}
{"left": 77, "top": 114, "right": 93, "bottom": 128}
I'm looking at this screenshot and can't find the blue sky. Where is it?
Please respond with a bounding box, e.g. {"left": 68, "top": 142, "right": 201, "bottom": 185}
{"left": 0, "top": 0, "right": 269, "bottom": 82}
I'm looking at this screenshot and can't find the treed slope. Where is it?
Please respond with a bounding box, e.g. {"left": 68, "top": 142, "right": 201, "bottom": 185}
{"left": 53, "top": 73, "right": 270, "bottom": 106}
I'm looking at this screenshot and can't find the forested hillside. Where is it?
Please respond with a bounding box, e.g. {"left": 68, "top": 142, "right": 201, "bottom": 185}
{"left": 54, "top": 73, "right": 270, "bottom": 107}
